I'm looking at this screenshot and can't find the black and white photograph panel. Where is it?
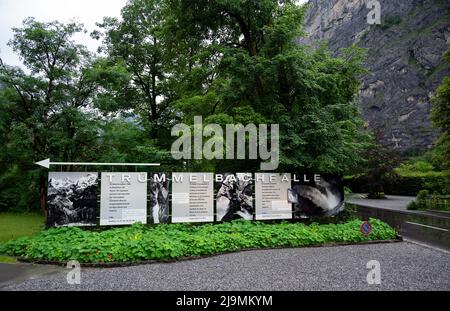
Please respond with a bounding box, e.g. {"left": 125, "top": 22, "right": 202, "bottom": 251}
{"left": 215, "top": 173, "right": 254, "bottom": 222}
{"left": 288, "top": 174, "right": 344, "bottom": 218}
{"left": 46, "top": 172, "right": 98, "bottom": 227}
{"left": 149, "top": 173, "right": 170, "bottom": 224}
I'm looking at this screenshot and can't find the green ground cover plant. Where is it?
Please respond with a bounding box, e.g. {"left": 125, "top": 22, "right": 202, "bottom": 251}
{"left": 407, "top": 190, "right": 450, "bottom": 211}
{"left": 0, "top": 219, "right": 397, "bottom": 264}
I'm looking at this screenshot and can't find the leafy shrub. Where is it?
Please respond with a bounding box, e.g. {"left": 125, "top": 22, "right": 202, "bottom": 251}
{"left": 352, "top": 138, "right": 401, "bottom": 197}
{"left": 335, "top": 203, "right": 358, "bottom": 222}
{"left": 395, "top": 161, "right": 436, "bottom": 176}
{"left": 430, "top": 48, "right": 450, "bottom": 170}
{"left": 408, "top": 190, "right": 450, "bottom": 211}
{"left": 430, "top": 193, "right": 450, "bottom": 211}
{"left": 407, "top": 200, "right": 419, "bottom": 210}
{"left": 392, "top": 158, "right": 449, "bottom": 195}
{"left": 367, "top": 192, "right": 386, "bottom": 199}
{"left": 416, "top": 190, "right": 430, "bottom": 202}
{"left": 387, "top": 174, "right": 449, "bottom": 196}
{"left": 347, "top": 147, "right": 449, "bottom": 196}
{"left": 0, "top": 219, "right": 397, "bottom": 263}
{"left": 347, "top": 172, "right": 449, "bottom": 196}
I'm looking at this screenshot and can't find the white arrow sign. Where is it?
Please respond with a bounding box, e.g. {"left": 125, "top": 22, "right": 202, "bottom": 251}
{"left": 35, "top": 158, "right": 160, "bottom": 169}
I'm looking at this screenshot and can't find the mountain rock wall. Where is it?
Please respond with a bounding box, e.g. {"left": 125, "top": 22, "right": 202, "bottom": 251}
{"left": 302, "top": 0, "right": 450, "bottom": 151}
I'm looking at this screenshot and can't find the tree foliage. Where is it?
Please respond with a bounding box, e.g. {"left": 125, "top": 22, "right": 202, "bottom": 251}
{"left": 0, "top": 18, "right": 101, "bottom": 212}
{"left": 430, "top": 48, "right": 450, "bottom": 170}
{"left": 0, "top": 1, "right": 371, "bottom": 212}
{"left": 159, "top": 0, "right": 369, "bottom": 172}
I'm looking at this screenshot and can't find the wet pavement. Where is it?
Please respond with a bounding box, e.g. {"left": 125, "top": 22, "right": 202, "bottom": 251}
{"left": 0, "top": 262, "right": 65, "bottom": 289}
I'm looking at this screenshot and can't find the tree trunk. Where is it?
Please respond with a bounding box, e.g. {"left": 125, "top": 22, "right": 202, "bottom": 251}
{"left": 39, "top": 173, "right": 47, "bottom": 218}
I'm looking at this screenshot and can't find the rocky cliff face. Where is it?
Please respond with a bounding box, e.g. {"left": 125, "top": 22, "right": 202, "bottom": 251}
{"left": 302, "top": 0, "right": 450, "bottom": 152}
{"left": 47, "top": 174, "right": 98, "bottom": 227}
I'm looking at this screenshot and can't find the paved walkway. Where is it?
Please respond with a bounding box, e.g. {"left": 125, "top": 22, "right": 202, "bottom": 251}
{"left": 346, "top": 194, "right": 415, "bottom": 211}
{"left": 0, "top": 262, "right": 64, "bottom": 289}
{"left": 347, "top": 194, "right": 450, "bottom": 252}
{"left": 2, "top": 242, "right": 449, "bottom": 291}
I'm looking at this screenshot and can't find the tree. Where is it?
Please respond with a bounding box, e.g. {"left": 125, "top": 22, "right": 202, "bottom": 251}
{"left": 159, "top": 0, "right": 370, "bottom": 172}
{"left": 93, "top": 0, "right": 173, "bottom": 145}
{"left": 0, "top": 18, "right": 103, "bottom": 213}
{"left": 430, "top": 48, "right": 450, "bottom": 170}
{"left": 353, "top": 129, "right": 401, "bottom": 198}
{"left": 0, "top": 1, "right": 373, "bottom": 212}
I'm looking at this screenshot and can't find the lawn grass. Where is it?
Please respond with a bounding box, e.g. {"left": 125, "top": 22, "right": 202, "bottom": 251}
{"left": 0, "top": 213, "right": 45, "bottom": 243}
{"left": 0, "top": 255, "right": 17, "bottom": 263}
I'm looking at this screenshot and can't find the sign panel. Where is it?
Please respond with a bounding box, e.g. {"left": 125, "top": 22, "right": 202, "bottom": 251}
{"left": 215, "top": 173, "right": 254, "bottom": 221}
{"left": 100, "top": 172, "right": 147, "bottom": 225}
{"left": 288, "top": 174, "right": 344, "bottom": 218}
{"left": 149, "top": 173, "right": 170, "bottom": 224}
{"left": 255, "top": 173, "right": 292, "bottom": 220}
{"left": 47, "top": 172, "right": 98, "bottom": 227}
{"left": 47, "top": 170, "right": 345, "bottom": 227}
{"left": 172, "top": 173, "right": 214, "bottom": 223}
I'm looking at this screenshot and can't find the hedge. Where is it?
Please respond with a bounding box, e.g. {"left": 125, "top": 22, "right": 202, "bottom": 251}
{"left": 345, "top": 173, "right": 449, "bottom": 196}
{"left": 407, "top": 190, "right": 450, "bottom": 211}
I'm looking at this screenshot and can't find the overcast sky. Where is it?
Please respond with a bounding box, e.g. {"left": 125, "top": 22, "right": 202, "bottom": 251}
{"left": 0, "top": 0, "right": 308, "bottom": 69}
{"left": 0, "top": 0, "right": 127, "bottom": 68}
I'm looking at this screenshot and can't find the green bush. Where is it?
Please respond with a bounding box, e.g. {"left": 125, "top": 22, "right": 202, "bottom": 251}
{"left": 346, "top": 150, "right": 449, "bottom": 196}
{"left": 386, "top": 174, "right": 449, "bottom": 196}
{"left": 407, "top": 200, "right": 419, "bottom": 210}
{"left": 335, "top": 203, "right": 358, "bottom": 222}
{"left": 0, "top": 219, "right": 397, "bottom": 263}
{"left": 392, "top": 159, "right": 449, "bottom": 195}
{"left": 346, "top": 172, "right": 449, "bottom": 196}
{"left": 367, "top": 192, "right": 386, "bottom": 199}
{"left": 408, "top": 191, "right": 450, "bottom": 211}
{"left": 395, "top": 161, "right": 436, "bottom": 176}
{"left": 416, "top": 189, "right": 430, "bottom": 202}
{"left": 429, "top": 192, "right": 449, "bottom": 211}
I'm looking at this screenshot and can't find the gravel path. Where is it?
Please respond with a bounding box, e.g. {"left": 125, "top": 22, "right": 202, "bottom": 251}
{"left": 2, "top": 242, "right": 449, "bottom": 291}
